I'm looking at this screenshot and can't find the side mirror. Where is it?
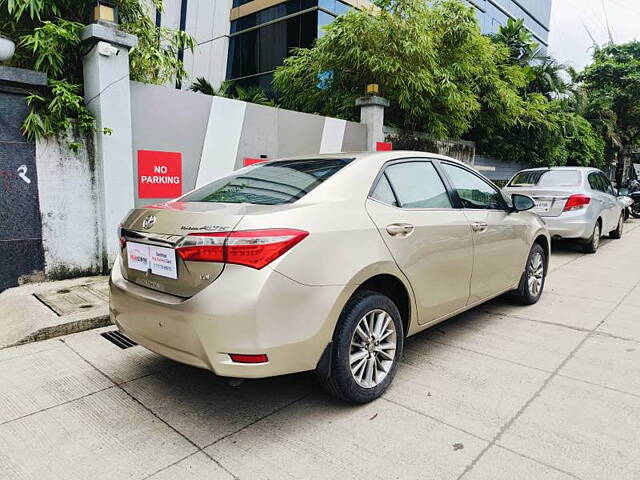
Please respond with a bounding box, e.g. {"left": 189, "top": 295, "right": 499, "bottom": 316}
{"left": 511, "top": 194, "right": 535, "bottom": 212}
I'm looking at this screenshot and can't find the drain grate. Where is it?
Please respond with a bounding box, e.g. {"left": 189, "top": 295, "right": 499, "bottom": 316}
{"left": 101, "top": 330, "right": 137, "bottom": 349}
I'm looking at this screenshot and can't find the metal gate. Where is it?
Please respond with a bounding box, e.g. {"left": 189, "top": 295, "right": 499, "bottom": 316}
{"left": 0, "top": 67, "right": 46, "bottom": 291}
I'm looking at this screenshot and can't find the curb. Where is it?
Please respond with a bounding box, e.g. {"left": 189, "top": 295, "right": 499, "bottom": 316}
{"left": 8, "top": 314, "right": 113, "bottom": 349}
{"left": 0, "top": 275, "right": 111, "bottom": 350}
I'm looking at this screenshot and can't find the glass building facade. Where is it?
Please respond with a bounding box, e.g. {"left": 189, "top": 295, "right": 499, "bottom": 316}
{"left": 225, "top": 0, "right": 553, "bottom": 89}
{"left": 466, "top": 0, "right": 552, "bottom": 47}
{"left": 227, "top": 0, "right": 353, "bottom": 89}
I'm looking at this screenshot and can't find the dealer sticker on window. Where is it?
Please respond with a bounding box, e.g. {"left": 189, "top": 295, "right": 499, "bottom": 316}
{"left": 126, "top": 242, "right": 178, "bottom": 279}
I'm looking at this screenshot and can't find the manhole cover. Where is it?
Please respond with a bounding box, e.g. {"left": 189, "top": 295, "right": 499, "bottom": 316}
{"left": 85, "top": 281, "right": 109, "bottom": 301}
{"left": 34, "top": 285, "right": 107, "bottom": 316}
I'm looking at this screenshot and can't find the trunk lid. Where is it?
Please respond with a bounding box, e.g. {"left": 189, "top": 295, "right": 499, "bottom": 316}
{"left": 503, "top": 188, "right": 572, "bottom": 217}
{"left": 120, "top": 202, "right": 246, "bottom": 297}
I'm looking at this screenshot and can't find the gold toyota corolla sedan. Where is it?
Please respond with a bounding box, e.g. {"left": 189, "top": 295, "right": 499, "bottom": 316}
{"left": 111, "top": 152, "right": 550, "bottom": 403}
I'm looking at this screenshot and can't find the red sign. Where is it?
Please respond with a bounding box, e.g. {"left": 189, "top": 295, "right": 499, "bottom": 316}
{"left": 244, "top": 157, "right": 267, "bottom": 167}
{"left": 376, "top": 142, "right": 393, "bottom": 151}
{"left": 138, "top": 150, "right": 182, "bottom": 199}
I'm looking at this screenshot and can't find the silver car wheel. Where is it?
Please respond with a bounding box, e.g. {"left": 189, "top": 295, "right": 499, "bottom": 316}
{"left": 349, "top": 309, "right": 397, "bottom": 389}
{"left": 527, "top": 251, "right": 544, "bottom": 297}
{"left": 593, "top": 223, "right": 601, "bottom": 249}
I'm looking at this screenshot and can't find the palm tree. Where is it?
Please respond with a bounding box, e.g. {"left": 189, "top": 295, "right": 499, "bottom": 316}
{"left": 189, "top": 77, "right": 230, "bottom": 97}
{"left": 528, "top": 55, "right": 570, "bottom": 99}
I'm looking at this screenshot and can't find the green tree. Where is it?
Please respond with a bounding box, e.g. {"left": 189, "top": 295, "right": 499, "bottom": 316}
{"left": 562, "top": 112, "right": 606, "bottom": 169}
{"left": 0, "top": 0, "right": 195, "bottom": 140}
{"left": 489, "top": 18, "right": 539, "bottom": 67}
{"left": 528, "top": 55, "right": 570, "bottom": 99}
{"left": 580, "top": 41, "right": 640, "bottom": 183}
{"left": 273, "top": 0, "right": 527, "bottom": 139}
{"left": 473, "top": 17, "right": 605, "bottom": 169}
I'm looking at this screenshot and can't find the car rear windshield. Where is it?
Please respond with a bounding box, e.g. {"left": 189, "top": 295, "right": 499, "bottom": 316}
{"left": 509, "top": 170, "right": 581, "bottom": 188}
{"left": 180, "top": 158, "right": 354, "bottom": 205}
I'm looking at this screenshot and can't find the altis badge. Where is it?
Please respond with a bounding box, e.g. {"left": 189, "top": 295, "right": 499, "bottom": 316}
{"left": 180, "top": 225, "right": 229, "bottom": 232}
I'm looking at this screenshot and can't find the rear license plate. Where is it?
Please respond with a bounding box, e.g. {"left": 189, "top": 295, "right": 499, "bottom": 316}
{"left": 534, "top": 200, "right": 552, "bottom": 212}
{"left": 126, "top": 242, "right": 178, "bottom": 279}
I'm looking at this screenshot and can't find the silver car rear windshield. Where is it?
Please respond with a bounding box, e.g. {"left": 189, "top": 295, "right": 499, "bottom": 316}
{"left": 509, "top": 170, "right": 581, "bottom": 188}
{"left": 181, "top": 158, "right": 354, "bottom": 205}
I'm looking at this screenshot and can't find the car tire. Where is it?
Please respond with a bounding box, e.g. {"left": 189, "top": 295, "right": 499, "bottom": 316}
{"left": 514, "top": 243, "right": 547, "bottom": 305}
{"left": 609, "top": 214, "right": 624, "bottom": 239}
{"left": 317, "top": 290, "right": 404, "bottom": 404}
{"left": 582, "top": 221, "right": 601, "bottom": 254}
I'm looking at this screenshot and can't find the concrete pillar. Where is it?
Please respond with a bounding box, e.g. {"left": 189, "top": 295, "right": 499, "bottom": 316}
{"left": 355, "top": 95, "right": 390, "bottom": 152}
{"left": 81, "top": 23, "right": 137, "bottom": 266}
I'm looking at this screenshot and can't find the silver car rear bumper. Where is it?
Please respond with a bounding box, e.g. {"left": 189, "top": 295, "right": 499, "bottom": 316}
{"left": 542, "top": 210, "right": 595, "bottom": 240}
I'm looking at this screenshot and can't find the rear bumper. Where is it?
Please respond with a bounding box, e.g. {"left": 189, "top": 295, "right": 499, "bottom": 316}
{"left": 109, "top": 259, "right": 355, "bottom": 378}
{"left": 542, "top": 211, "right": 595, "bottom": 240}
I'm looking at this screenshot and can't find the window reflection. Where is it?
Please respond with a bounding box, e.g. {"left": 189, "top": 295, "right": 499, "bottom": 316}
{"left": 227, "top": 0, "right": 352, "bottom": 88}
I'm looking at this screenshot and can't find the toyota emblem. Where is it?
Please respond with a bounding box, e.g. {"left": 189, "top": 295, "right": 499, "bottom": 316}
{"left": 142, "top": 214, "right": 157, "bottom": 230}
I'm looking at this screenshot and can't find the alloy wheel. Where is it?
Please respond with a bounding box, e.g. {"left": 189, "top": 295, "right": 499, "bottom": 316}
{"left": 527, "top": 251, "right": 545, "bottom": 297}
{"left": 593, "top": 224, "right": 601, "bottom": 250}
{"left": 349, "top": 309, "right": 397, "bottom": 388}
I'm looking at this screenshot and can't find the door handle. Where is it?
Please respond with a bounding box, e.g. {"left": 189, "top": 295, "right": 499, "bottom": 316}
{"left": 471, "top": 222, "right": 488, "bottom": 233}
{"left": 386, "top": 223, "right": 415, "bottom": 237}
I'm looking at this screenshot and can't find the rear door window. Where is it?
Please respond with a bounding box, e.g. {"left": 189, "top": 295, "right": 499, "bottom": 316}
{"left": 599, "top": 174, "right": 615, "bottom": 195}
{"left": 370, "top": 174, "right": 398, "bottom": 206}
{"left": 588, "top": 173, "right": 602, "bottom": 191}
{"left": 181, "top": 158, "right": 353, "bottom": 205}
{"left": 510, "top": 170, "right": 581, "bottom": 187}
{"left": 441, "top": 163, "right": 505, "bottom": 210}
{"left": 382, "top": 162, "right": 452, "bottom": 209}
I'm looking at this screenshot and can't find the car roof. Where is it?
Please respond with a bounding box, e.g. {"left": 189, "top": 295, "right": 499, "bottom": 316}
{"left": 270, "top": 151, "right": 469, "bottom": 166}
{"left": 516, "top": 166, "right": 600, "bottom": 172}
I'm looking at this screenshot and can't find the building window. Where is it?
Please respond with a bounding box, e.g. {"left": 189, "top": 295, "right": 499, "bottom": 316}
{"left": 227, "top": 0, "right": 352, "bottom": 88}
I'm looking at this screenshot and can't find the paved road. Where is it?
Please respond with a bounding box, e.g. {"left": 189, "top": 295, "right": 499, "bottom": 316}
{"left": 2, "top": 221, "right": 640, "bottom": 480}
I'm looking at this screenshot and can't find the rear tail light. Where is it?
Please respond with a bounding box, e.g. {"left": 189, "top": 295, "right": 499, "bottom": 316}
{"left": 229, "top": 353, "right": 269, "bottom": 363}
{"left": 176, "top": 233, "right": 226, "bottom": 262}
{"left": 176, "top": 229, "right": 308, "bottom": 269}
{"left": 563, "top": 194, "right": 591, "bottom": 212}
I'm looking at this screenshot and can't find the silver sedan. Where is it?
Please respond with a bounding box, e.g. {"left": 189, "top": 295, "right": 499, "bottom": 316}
{"left": 503, "top": 167, "right": 625, "bottom": 253}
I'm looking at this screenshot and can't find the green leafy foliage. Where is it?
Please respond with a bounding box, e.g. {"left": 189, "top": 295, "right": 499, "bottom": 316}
{"left": 120, "top": 0, "right": 196, "bottom": 85}
{"left": 190, "top": 77, "right": 276, "bottom": 106}
{"left": 190, "top": 77, "right": 227, "bottom": 96}
{"left": 562, "top": 113, "right": 606, "bottom": 168}
{"left": 272, "top": 0, "right": 604, "bottom": 170}
{"left": 233, "top": 85, "right": 277, "bottom": 106}
{"left": 527, "top": 55, "right": 570, "bottom": 99}
{"left": 1, "top": 0, "right": 195, "bottom": 140}
{"left": 488, "top": 18, "right": 539, "bottom": 67}
{"left": 472, "top": 17, "right": 605, "bottom": 168}
{"left": 22, "top": 80, "right": 95, "bottom": 140}
{"left": 274, "top": 0, "right": 531, "bottom": 138}
{"left": 579, "top": 41, "right": 640, "bottom": 181}
{"left": 18, "top": 19, "right": 84, "bottom": 77}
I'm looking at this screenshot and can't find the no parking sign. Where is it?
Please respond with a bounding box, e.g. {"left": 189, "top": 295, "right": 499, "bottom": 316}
{"left": 137, "top": 150, "right": 182, "bottom": 199}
